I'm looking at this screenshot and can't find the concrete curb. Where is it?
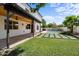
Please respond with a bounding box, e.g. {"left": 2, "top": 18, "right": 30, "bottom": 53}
{"left": 10, "top": 37, "right": 33, "bottom": 48}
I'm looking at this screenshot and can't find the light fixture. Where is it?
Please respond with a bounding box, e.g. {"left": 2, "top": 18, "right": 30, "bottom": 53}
{"left": 16, "top": 16, "right": 18, "bottom": 20}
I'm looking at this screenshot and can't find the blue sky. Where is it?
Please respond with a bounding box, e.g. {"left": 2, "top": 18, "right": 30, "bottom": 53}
{"left": 30, "top": 3, "right": 79, "bottom": 25}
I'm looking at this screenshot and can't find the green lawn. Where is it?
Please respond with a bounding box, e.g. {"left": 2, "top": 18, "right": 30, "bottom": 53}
{"left": 13, "top": 38, "right": 79, "bottom": 56}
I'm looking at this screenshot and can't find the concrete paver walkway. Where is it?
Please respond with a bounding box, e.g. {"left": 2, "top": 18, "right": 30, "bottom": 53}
{"left": 37, "top": 31, "right": 77, "bottom": 39}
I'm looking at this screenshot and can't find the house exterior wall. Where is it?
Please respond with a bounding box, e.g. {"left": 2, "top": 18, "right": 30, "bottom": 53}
{"left": 0, "top": 16, "right": 6, "bottom": 39}
{"left": 16, "top": 3, "right": 42, "bottom": 34}
{"left": 0, "top": 3, "right": 43, "bottom": 39}
{"left": 0, "top": 16, "right": 31, "bottom": 39}
{"left": 34, "top": 20, "right": 41, "bottom": 35}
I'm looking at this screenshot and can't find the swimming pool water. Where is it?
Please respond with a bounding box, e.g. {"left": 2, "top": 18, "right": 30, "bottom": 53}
{"left": 47, "top": 31, "right": 62, "bottom": 34}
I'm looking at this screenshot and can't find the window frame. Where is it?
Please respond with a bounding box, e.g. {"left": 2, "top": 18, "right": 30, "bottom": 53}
{"left": 26, "top": 24, "right": 31, "bottom": 29}
{"left": 4, "top": 19, "right": 18, "bottom": 30}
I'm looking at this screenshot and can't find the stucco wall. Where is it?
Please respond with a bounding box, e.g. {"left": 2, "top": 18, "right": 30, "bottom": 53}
{"left": 34, "top": 20, "right": 41, "bottom": 34}
{"left": 0, "top": 16, "right": 31, "bottom": 39}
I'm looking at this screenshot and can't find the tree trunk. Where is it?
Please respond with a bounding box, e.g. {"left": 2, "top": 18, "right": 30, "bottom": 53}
{"left": 70, "top": 25, "right": 73, "bottom": 34}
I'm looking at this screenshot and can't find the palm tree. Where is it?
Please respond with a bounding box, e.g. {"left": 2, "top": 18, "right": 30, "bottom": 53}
{"left": 29, "top": 3, "right": 47, "bottom": 12}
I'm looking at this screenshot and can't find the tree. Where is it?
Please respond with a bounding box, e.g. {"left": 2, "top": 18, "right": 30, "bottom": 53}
{"left": 58, "top": 24, "right": 64, "bottom": 27}
{"left": 52, "top": 22, "right": 57, "bottom": 28}
{"left": 41, "top": 19, "right": 46, "bottom": 28}
{"left": 47, "top": 23, "right": 53, "bottom": 28}
{"left": 63, "top": 15, "right": 77, "bottom": 33}
{"left": 74, "top": 16, "right": 79, "bottom": 26}
{"left": 46, "top": 22, "right": 58, "bottom": 28}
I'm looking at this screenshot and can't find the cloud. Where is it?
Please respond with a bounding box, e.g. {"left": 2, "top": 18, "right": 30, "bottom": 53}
{"left": 55, "top": 3, "right": 79, "bottom": 15}
{"left": 43, "top": 16, "right": 54, "bottom": 24}
{"left": 56, "top": 7, "right": 66, "bottom": 12}
{"left": 53, "top": 16, "right": 65, "bottom": 24}
{"left": 43, "top": 16, "right": 64, "bottom": 25}
{"left": 43, "top": 16, "right": 54, "bottom": 20}
{"left": 72, "top": 4, "right": 79, "bottom": 8}
{"left": 43, "top": 3, "right": 79, "bottom": 24}
{"left": 50, "top": 3, "right": 61, "bottom": 7}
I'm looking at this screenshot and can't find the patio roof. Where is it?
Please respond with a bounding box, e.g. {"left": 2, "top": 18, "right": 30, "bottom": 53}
{"left": 4, "top": 3, "right": 41, "bottom": 23}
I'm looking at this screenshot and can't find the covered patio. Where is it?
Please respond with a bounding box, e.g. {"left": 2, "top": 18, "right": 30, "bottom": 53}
{"left": 0, "top": 3, "right": 41, "bottom": 49}
{"left": 0, "top": 33, "right": 33, "bottom": 48}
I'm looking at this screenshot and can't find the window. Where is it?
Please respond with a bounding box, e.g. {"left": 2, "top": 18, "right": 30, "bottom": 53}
{"left": 37, "top": 25, "right": 39, "bottom": 30}
{"left": 4, "top": 19, "right": 18, "bottom": 29}
{"left": 13, "top": 21, "right": 18, "bottom": 29}
{"left": 26, "top": 24, "right": 31, "bottom": 29}
{"left": 5, "top": 20, "right": 12, "bottom": 29}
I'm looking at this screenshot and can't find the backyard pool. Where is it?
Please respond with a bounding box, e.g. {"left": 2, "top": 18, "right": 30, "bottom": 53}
{"left": 47, "top": 30, "right": 62, "bottom": 34}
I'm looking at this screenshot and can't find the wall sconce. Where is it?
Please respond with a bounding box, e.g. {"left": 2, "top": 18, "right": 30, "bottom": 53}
{"left": 22, "top": 23, "right": 24, "bottom": 26}
{"left": 16, "top": 16, "right": 18, "bottom": 20}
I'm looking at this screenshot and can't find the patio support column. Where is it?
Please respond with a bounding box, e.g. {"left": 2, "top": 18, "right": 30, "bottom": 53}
{"left": 6, "top": 9, "right": 10, "bottom": 49}
{"left": 40, "top": 23, "right": 41, "bottom": 32}
{"left": 31, "top": 19, "right": 34, "bottom": 37}
{"left": 5, "top": 5, "right": 14, "bottom": 49}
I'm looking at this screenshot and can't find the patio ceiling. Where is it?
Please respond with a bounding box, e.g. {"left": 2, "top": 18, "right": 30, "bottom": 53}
{"left": 0, "top": 5, "right": 32, "bottom": 24}
{"left": 4, "top": 3, "right": 41, "bottom": 23}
